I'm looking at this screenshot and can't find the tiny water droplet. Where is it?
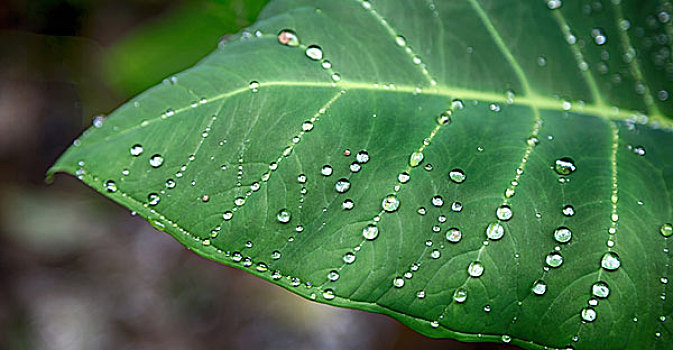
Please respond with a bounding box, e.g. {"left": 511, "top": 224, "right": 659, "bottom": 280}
{"left": 446, "top": 228, "right": 462, "bottom": 243}
{"left": 453, "top": 288, "right": 468, "bottom": 303}
{"left": 149, "top": 154, "right": 164, "bottom": 168}
{"left": 468, "top": 261, "right": 484, "bottom": 277}
{"left": 501, "top": 335, "right": 512, "bottom": 343}
{"left": 496, "top": 205, "right": 512, "bottom": 221}
{"left": 277, "top": 209, "right": 291, "bottom": 223}
{"left": 633, "top": 145, "right": 646, "bottom": 156}
{"left": 398, "top": 172, "right": 410, "bottom": 183}
{"left": 554, "top": 227, "right": 572, "bottom": 243}
{"left": 394, "top": 35, "right": 406, "bottom": 47}
{"left": 601, "top": 252, "right": 621, "bottom": 270}
{"left": 592, "top": 281, "right": 610, "bottom": 298}
{"left": 437, "top": 110, "right": 452, "bottom": 125}
{"left": 430, "top": 249, "right": 441, "bottom": 259}
{"left": 381, "top": 194, "right": 400, "bottom": 212}
{"left": 222, "top": 211, "right": 233, "bottom": 221}
{"left": 660, "top": 223, "right": 672, "bottom": 237}
{"left": 486, "top": 222, "right": 505, "bottom": 240}
{"left": 277, "top": 29, "right": 299, "bottom": 46}
{"left": 362, "top": 224, "right": 379, "bottom": 240}
{"left": 409, "top": 151, "right": 424, "bottom": 167}
{"left": 130, "top": 144, "right": 144, "bottom": 156}
{"left": 302, "top": 121, "right": 314, "bottom": 131}
{"left": 451, "top": 202, "right": 463, "bottom": 212}
{"left": 545, "top": 252, "right": 563, "bottom": 267}
{"left": 554, "top": 157, "right": 576, "bottom": 175}
{"left": 562, "top": 205, "right": 575, "bottom": 217}
{"left": 335, "top": 178, "right": 351, "bottom": 193}
{"left": 147, "top": 193, "right": 160, "bottom": 206}
{"left": 305, "top": 45, "right": 323, "bottom": 60}
{"left": 392, "top": 277, "right": 405, "bottom": 288}
{"left": 104, "top": 180, "right": 117, "bottom": 193}
{"left": 342, "top": 199, "right": 354, "bottom": 210}
{"left": 449, "top": 169, "right": 466, "bottom": 183}
{"left": 532, "top": 280, "right": 547, "bottom": 295}
{"left": 297, "top": 174, "right": 307, "bottom": 183}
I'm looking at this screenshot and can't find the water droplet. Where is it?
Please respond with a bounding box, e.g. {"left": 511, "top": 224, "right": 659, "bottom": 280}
{"left": 321, "top": 165, "right": 333, "bottom": 176}
{"left": 331, "top": 73, "right": 341, "bottom": 82}
{"left": 449, "top": 169, "right": 466, "bottom": 183}
{"left": 416, "top": 290, "right": 425, "bottom": 299}
{"left": 532, "top": 280, "right": 547, "bottom": 295}
{"left": 343, "top": 252, "right": 356, "bottom": 264}
{"left": 486, "top": 222, "right": 505, "bottom": 240}
{"left": 394, "top": 35, "right": 406, "bottom": 47}
{"left": 554, "top": 157, "right": 576, "bottom": 175}
{"left": 302, "top": 121, "right": 314, "bottom": 131}
{"left": 501, "top": 335, "right": 512, "bottom": 343}
{"left": 545, "top": 252, "right": 563, "bottom": 267}
{"left": 305, "top": 45, "right": 323, "bottom": 60}
{"left": 592, "top": 281, "right": 610, "bottom": 298}
{"left": 249, "top": 81, "right": 259, "bottom": 92}
{"left": 451, "top": 202, "right": 463, "bottom": 212}
{"left": 581, "top": 307, "right": 597, "bottom": 322}
{"left": 553, "top": 227, "right": 572, "bottom": 243}
{"left": 393, "top": 277, "right": 405, "bottom": 288}
{"left": 104, "top": 180, "right": 117, "bottom": 193}
{"left": 601, "top": 252, "right": 621, "bottom": 270}
{"left": 381, "top": 194, "right": 400, "bottom": 212}
{"left": 130, "top": 144, "right": 144, "bottom": 156}
{"left": 547, "top": 0, "right": 562, "bottom": 10}
{"left": 271, "top": 250, "right": 281, "bottom": 260}
{"left": 147, "top": 193, "right": 160, "bottom": 206}
{"left": 149, "top": 154, "right": 164, "bottom": 168}
{"left": 297, "top": 174, "right": 307, "bottom": 183}
{"left": 660, "top": 223, "right": 672, "bottom": 237}
{"left": 349, "top": 162, "right": 361, "bottom": 173}
{"left": 398, "top": 172, "right": 410, "bottom": 183}
{"left": 451, "top": 99, "right": 464, "bottom": 110}
{"left": 496, "top": 205, "right": 512, "bottom": 221}
{"left": 437, "top": 110, "right": 452, "bottom": 125}
{"left": 430, "top": 249, "right": 441, "bottom": 259}
{"left": 277, "top": 209, "right": 291, "bottom": 223}
{"left": 453, "top": 288, "right": 468, "bottom": 303}
{"left": 342, "top": 199, "right": 354, "bottom": 210}
{"left": 222, "top": 211, "right": 233, "bottom": 221}
{"left": 277, "top": 29, "right": 299, "bottom": 46}
{"left": 362, "top": 224, "right": 379, "bottom": 240}
{"left": 355, "top": 150, "right": 370, "bottom": 164}
{"left": 234, "top": 197, "right": 246, "bottom": 206}
{"left": 328, "top": 270, "right": 340, "bottom": 281}
{"left": 321, "top": 60, "right": 332, "bottom": 69}
{"left": 468, "top": 261, "right": 484, "bottom": 277}
{"left": 322, "top": 289, "right": 335, "bottom": 300}
{"left": 562, "top": 205, "right": 575, "bottom": 216}
{"left": 431, "top": 195, "right": 443, "bottom": 207}
{"left": 335, "top": 178, "right": 351, "bottom": 193}
{"left": 591, "top": 28, "right": 607, "bottom": 45}
{"left": 446, "top": 228, "right": 462, "bottom": 243}
{"left": 633, "top": 145, "right": 646, "bottom": 156}
{"left": 409, "top": 151, "right": 424, "bottom": 167}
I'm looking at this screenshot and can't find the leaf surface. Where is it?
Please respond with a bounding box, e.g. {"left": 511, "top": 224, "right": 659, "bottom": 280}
{"left": 50, "top": 0, "right": 673, "bottom": 348}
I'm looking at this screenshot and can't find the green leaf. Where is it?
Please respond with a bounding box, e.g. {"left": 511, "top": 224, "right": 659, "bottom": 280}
{"left": 50, "top": 0, "right": 673, "bottom": 348}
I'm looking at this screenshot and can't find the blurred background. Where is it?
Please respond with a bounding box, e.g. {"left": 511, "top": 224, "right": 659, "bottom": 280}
{"left": 0, "top": 1, "right": 518, "bottom": 349}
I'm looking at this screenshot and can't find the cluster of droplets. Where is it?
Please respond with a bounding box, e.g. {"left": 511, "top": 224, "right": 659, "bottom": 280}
{"left": 273, "top": 29, "right": 341, "bottom": 85}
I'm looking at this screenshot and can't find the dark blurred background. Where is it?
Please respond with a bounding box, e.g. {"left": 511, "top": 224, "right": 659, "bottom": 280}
{"left": 0, "top": 1, "right": 517, "bottom": 349}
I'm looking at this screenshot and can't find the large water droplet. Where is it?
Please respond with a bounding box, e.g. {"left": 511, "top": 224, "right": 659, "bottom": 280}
{"left": 149, "top": 154, "right": 164, "bottom": 168}
{"left": 545, "top": 252, "right": 563, "bottom": 267}
{"left": 381, "top": 194, "right": 400, "bottom": 212}
{"left": 147, "top": 193, "right": 160, "bottom": 206}
{"left": 409, "top": 151, "right": 424, "bottom": 167}
{"left": 277, "top": 209, "right": 291, "bottom": 223}
{"left": 130, "top": 144, "right": 144, "bottom": 156}
{"left": 335, "top": 178, "right": 351, "bottom": 193}
{"left": 554, "top": 157, "right": 576, "bottom": 175}
{"left": 305, "top": 45, "right": 323, "bottom": 60}
{"left": 468, "top": 261, "right": 484, "bottom": 277}
{"left": 486, "top": 222, "right": 505, "bottom": 240}
{"left": 581, "top": 307, "right": 597, "bottom": 322}
{"left": 356, "top": 150, "right": 370, "bottom": 164}
{"left": 453, "top": 288, "right": 468, "bottom": 303}
{"left": 496, "top": 205, "right": 512, "bottom": 221}
{"left": 362, "top": 224, "right": 379, "bottom": 240}
{"left": 592, "top": 281, "right": 610, "bottom": 298}
{"left": 601, "top": 252, "right": 621, "bottom": 270}
{"left": 532, "top": 280, "right": 547, "bottom": 295}
{"left": 446, "top": 227, "right": 462, "bottom": 243}
{"left": 321, "top": 165, "right": 333, "bottom": 176}
{"left": 554, "top": 227, "right": 572, "bottom": 243}
{"left": 278, "top": 29, "right": 299, "bottom": 46}
{"left": 660, "top": 223, "right": 673, "bottom": 237}
{"left": 449, "top": 169, "right": 466, "bottom": 183}
{"left": 104, "top": 180, "right": 117, "bottom": 193}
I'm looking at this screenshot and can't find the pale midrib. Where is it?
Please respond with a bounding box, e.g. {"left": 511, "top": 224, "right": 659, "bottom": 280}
{"left": 90, "top": 80, "right": 670, "bottom": 149}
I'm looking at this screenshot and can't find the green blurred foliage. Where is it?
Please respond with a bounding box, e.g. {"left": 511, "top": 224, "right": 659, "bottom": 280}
{"left": 102, "top": 0, "right": 269, "bottom": 96}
